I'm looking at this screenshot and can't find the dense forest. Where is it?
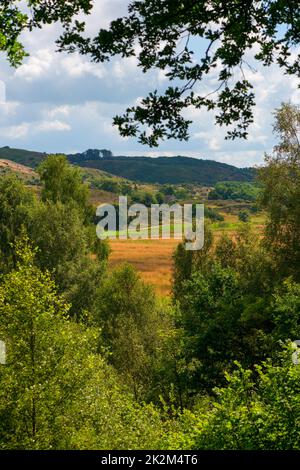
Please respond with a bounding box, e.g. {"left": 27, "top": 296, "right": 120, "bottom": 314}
{"left": 68, "top": 154, "right": 255, "bottom": 185}
{"left": 0, "top": 103, "right": 299, "bottom": 450}
{"left": 208, "top": 181, "right": 261, "bottom": 202}
{"left": 0, "top": 146, "right": 255, "bottom": 186}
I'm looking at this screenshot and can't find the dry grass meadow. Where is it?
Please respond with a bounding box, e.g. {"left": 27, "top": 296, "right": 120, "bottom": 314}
{"left": 108, "top": 209, "right": 266, "bottom": 297}
{"left": 109, "top": 238, "right": 179, "bottom": 296}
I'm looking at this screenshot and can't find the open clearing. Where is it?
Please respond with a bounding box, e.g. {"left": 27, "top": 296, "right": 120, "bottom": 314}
{"left": 109, "top": 239, "right": 179, "bottom": 297}
{"left": 108, "top": 212, "right": 266, "bottom": 296}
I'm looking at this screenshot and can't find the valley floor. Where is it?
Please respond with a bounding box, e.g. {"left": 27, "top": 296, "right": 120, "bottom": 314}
{"left": 109, "top": 238, "right": 178, "bottom": 296}
{"left": 109, "top": 211, "right": 265, "bottom": 296}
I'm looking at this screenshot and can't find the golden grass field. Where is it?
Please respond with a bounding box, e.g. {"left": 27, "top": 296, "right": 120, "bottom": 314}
{"left": 108, "top": 211, "right": 266, "bottom": 297}
{"left": 109, "top": 238, "right": 179, "bottom": 297}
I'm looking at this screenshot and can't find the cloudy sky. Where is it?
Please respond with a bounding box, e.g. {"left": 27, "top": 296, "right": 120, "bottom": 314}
{"left": 0, "top": 0, "right": 299, "bottom": 168}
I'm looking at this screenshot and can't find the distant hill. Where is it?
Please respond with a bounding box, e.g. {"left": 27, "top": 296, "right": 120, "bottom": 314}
{"left": 69, "top": 149, "right": 113, "bottom": 163}
{"left": 0, "top": 146, "right": 256, "bottom": 185}
{"left": 0, "top": 159, "right": 38, "bottom": 182}
{"left": 67, "top": 152, "right": 255, "bottom": 185}
{"left": 0, "top": 146, "right": 47, "bottom": 168}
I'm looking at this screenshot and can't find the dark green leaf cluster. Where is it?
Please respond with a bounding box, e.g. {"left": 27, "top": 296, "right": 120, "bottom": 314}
{"left": 1, "top": 1, "right": 299, "bottom": 145}
{"left": 57, "top": 0, "right": 300, "bottom": 145}
{"left": 209, "top": 181, "right": 260, "bottom": 202}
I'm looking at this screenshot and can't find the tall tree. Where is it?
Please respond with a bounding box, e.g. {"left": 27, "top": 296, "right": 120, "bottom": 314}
{"left": 38, "top": 154, "right": 89, "bottom": 214}
{"left": 0, "top": 238, "right": 169, "bottom": 450}
{"left": 28, "top": 199, "right": 108, "bottom": 319}
{"left": 260, "top": 102, "right": 300, "bottom": 280}
{"left": 194, "top": 350, "right": 300, "bottom": 450}
{"left": 97, "top": 264, "right": 171, "bottom": 401}
{"left": 0, "top": 174, "right": 35, "bottom": 271}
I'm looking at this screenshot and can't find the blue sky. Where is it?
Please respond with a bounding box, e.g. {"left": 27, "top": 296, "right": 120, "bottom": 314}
{"left": 0, "top": 0, "right": 299, "bottom": 168}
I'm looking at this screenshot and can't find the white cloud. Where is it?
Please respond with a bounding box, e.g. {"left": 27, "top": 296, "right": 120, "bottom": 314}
{"left": 0, "top": 80, "right": 6, "bottom": 103}
{"left": 209, "top": 151, "right": 265, "bottom": 168}
{"left": 62, "top": 55, "right": 106, "bottom": 79}
{"left": 193, "top": 131, "right": 222, "bottom": 151}
{"left": 0, "top": 101, "right": 20, "bottom": 117}
{"left": 0, "top": 123, "right": 30, "bottom": 139}
{"left": 157, "top": 69, "right": 169, "bottom": 83}
{"left": 35, "top": 120, "right": 71, "bottom": 133}
{"left": 15, "top": 49, "right": 53, "bottom": 81}
{"left": 0, "top": 119, "right": 71, "bottom": 141}
{"left": 46, "top": 105, "right": 71, "bottom": 119}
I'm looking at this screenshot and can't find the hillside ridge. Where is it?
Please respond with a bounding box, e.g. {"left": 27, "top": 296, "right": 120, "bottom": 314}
{"left": 0, "top": 146, "right": 256, "bottom": 185}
